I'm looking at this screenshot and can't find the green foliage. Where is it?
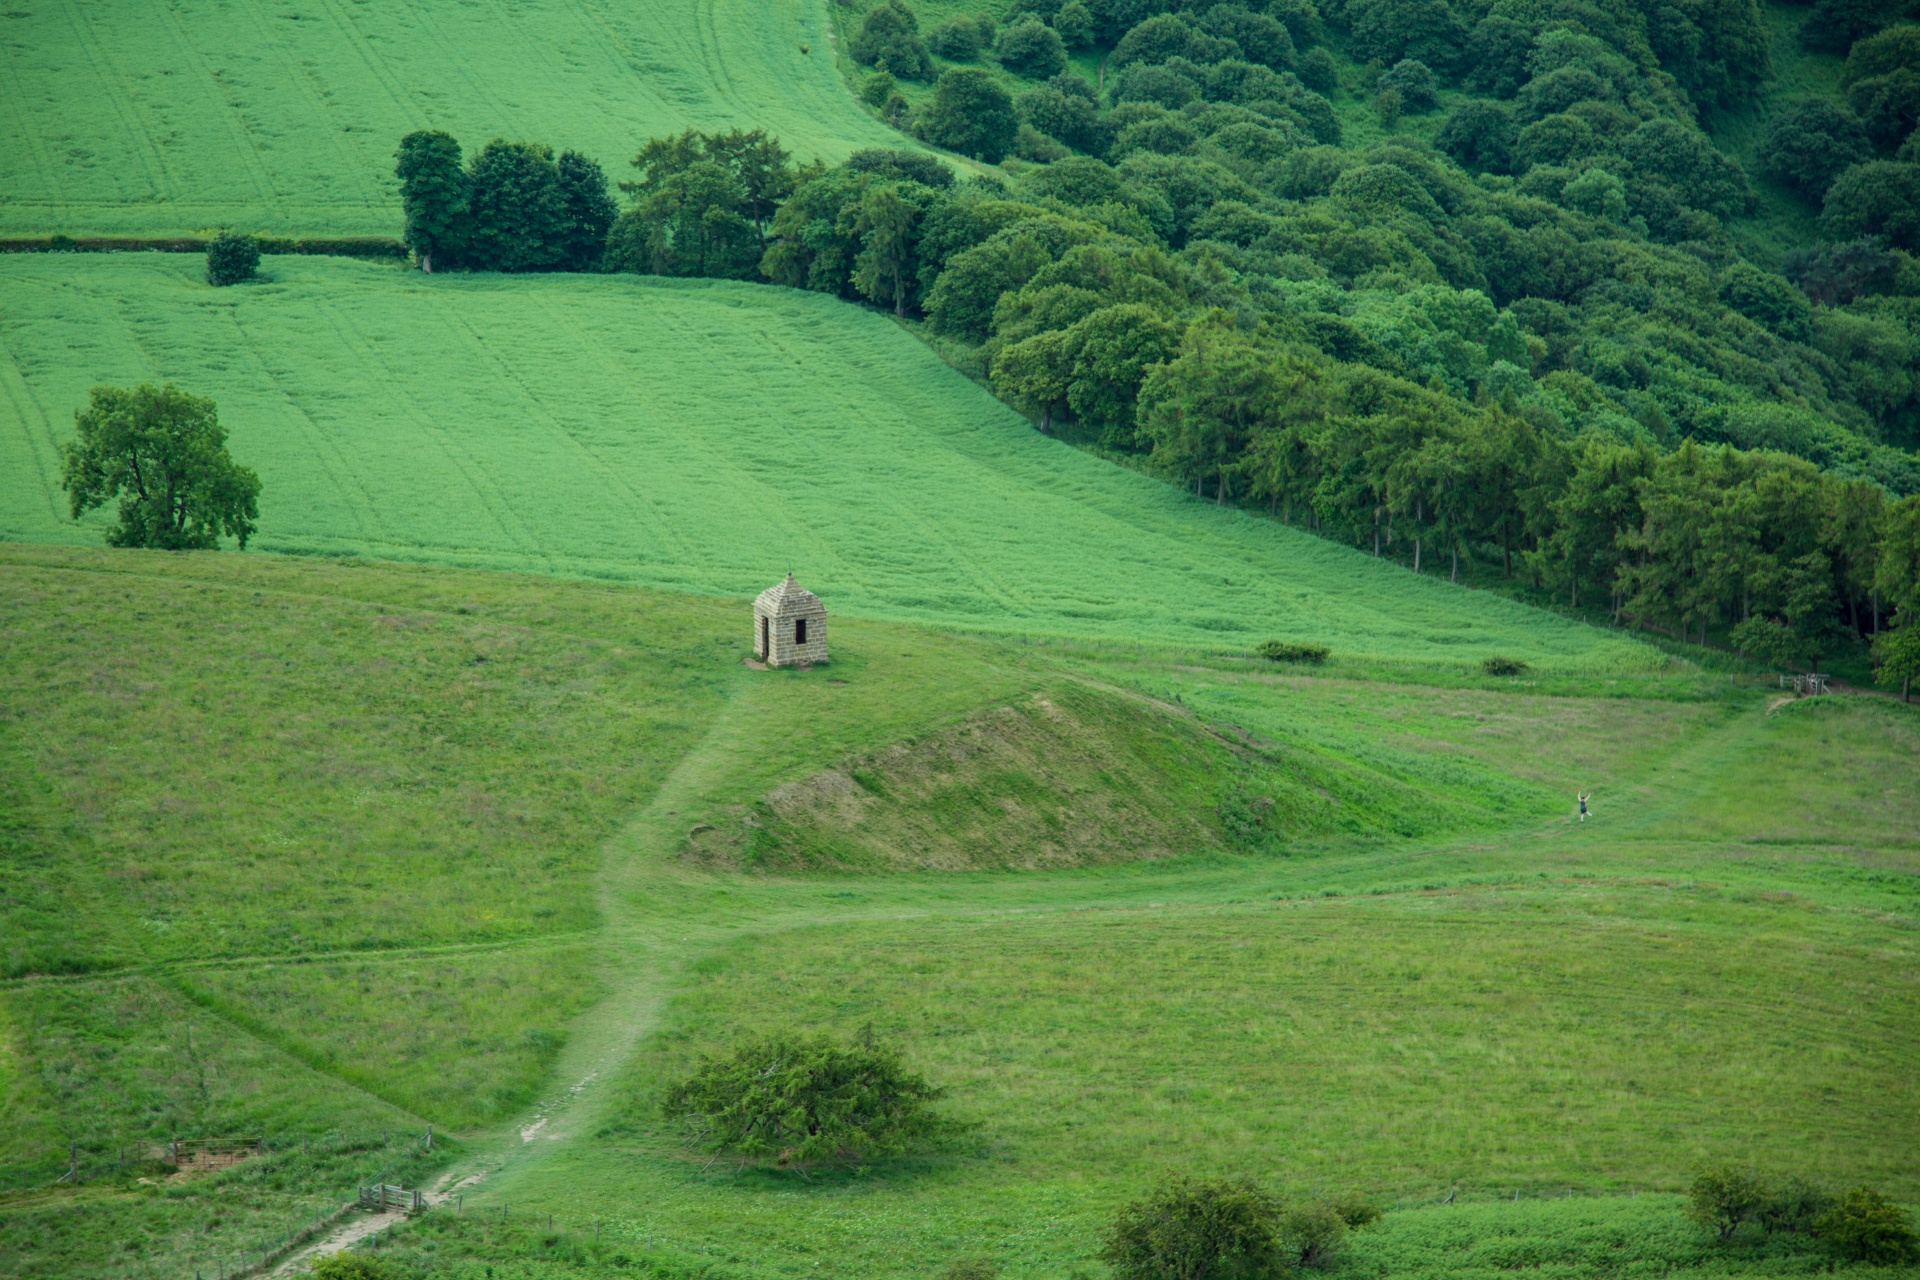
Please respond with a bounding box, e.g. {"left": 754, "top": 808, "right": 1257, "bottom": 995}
{"left": 395, "top": 129, "right": 470, "bottom": 271}
{"left": 661, "top": 1032, "right": 946, "bottom": 1168}
{"left": 204, "top": 231, "right": 259, "bottom": 286}
{"left": 1758, "top": 100, "right": 1874, "bottom": 203}
{"left": 853, "top": 0, "right": 933, "bottom": 81}
{"left": 606, "top": 128, "right": 800, "bottom": 279}
{"left": 1255, "top": 639, "right": 1328, "bottom": 663}
{"left": 1277, "top": 1200, "right": 1350, "bottom": 1269}
{"left": 928, "top": 19, "right": 984, "bottom": 61}
{"left": 1814, "top": 1187, "right": 1920, "bottom": 1264}
{"left": 465, "top": 138, "right": 572, "bottom": 272}
{"left": 1056, "top": 1, "right": 1094, "bottom": 51}
{"left": 1480, "top": 655, "right": 1528, "bottom": 676}
{"left": 1687, "top": 1165, "right": 1769, "bottom": 1242}
{"left": 1378, "top": 59, "right": 1439, "bottom": 113}
{"left": 923, "top": 69, "right": 1021, "bottom": 162}
{"left": 1101, "top": 1176, "right": 1283, "bottom": 1280}
{"left": 1871, "top": 621, "right": 1920, "bottom": 698}
{"left": 1821, "top": 161, "right": 1920, "bottom": 251}
{"left": 862, "top": 69, "right": 902, "bottom": 106}
{"left": 311, "top": 1254, "right": 405, "bottom": 1280}
{"left": 998, "top": 18, "right": 1069, "bottom": 79}
{"left": 59, "top": 383, "right": 259, "bottom": 550}
{"left": 394, "top": 130, "right": 614, "bottom": 273}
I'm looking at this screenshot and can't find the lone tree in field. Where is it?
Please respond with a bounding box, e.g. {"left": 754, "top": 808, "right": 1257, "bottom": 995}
{"left": 205, "top": 232, "right": 260, "bottom": 286}
{"left": 662, "top": 1032, "right": 945, "bottom": 1171}
{"left": 61, "top": 384, "right": 261, "bottom": 550}
{"left": 1102, "top": 1177, "right": 1286, "bottom": 1280}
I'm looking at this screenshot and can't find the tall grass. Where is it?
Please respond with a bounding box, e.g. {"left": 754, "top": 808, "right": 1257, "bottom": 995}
{"left": 0, "top": 0, "right": 900, "bottom": 237}
{"left": 0, "top": 257, "right": 1652, "bottom": 668}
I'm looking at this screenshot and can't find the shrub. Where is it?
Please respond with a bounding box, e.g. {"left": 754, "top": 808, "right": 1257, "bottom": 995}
{"left": 312, "top": 1255, "right": 403, "bottom": 1280}
{"left": 861, "top": 69, "right": 900, "bottom": 106}
{"left": 1481, "top": 655, "right": 1529, "bottom": 676}
{"left": 1378, "top": 58, "right": 1440, "bottom": 113}
{"left": 1297, "top": 47, "right": 1338, "bottom": 96}
{"left": 853, "top": 0, "right": 933, "bottom": 80}
{"left": 1055, "top": 0, "right": 1094, "bottom": 50}
{"left": 1256, "top": 640, "right": 1329, "bottom": 664}
{"left": 1330, "top": 1197, "right": 1383, "bottom": 1229}
{"left": 1759, "top": 1178, "right": 1835, "bottom": 1236}
{"left": 998, "top": 18, "right": 1068, "bottom": 79}
{"left": 927, "top": 19, "right": 982, "bottom": 60}
{"left": 1688, "top": 1165, "right": 1770, "bottom": 1242}
{"left": 939, "top": 1261, "right": 1001, "bottom": 1280}
{"left": 1815, "top": 1188, "right": 1920, "bottom": 1264}
{"left": 1277, "top": 1201, "right": 1349, "bottom": 1269}
{"left": 922, "top": 68, "right": 1020, "bottom": 162}
{"left": 206, "top": 231, "right": 260, "bottom": 286}
{"left": 661, "top": 1032, "right": 945, "bottom": 1169}
{"left": 1102, "top": 1176, "right": 1284, "bottom": 1280}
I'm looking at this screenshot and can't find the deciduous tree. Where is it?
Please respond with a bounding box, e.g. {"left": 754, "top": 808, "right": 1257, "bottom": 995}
{"left": 61, "top": 384, "right": 260, "bottom": 551}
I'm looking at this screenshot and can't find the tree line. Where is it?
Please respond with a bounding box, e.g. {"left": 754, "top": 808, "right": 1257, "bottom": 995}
{"left": 388, "top": 3, "right": 1920, "bottom": 688}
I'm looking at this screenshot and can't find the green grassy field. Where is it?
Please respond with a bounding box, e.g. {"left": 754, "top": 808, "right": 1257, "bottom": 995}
{"left": 1, "top": 546, "right": 1914, "bottom": 1279}
{"left": 0, "top": 0, "right": 901, "bottom": 237}
{"left": 0, "top": 254, "right": 1651, "bottom": 669}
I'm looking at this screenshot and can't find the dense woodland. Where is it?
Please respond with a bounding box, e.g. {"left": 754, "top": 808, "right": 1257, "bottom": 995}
{"left": 394, "top": 1, "right": 1920, "bottom": 681}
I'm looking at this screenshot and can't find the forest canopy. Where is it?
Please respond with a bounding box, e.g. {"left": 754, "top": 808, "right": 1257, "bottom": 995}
{"left": 395, "top": 1, "right": 1920, "bottom": 678}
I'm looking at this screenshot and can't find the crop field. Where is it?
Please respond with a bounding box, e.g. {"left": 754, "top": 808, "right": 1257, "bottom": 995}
{"left": 1, "top": 547, "right": 1914, "bottom": 1279}
{"left": 0, "top": 255, "right": 1651, "bottom": 669}
{"left": 0, "top": 0, "right": 900, "bottom": 237}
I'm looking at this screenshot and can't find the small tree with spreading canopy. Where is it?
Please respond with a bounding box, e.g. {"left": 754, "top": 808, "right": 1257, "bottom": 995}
{"left": 61, "top": 384, "right": 261, "bottom": 550}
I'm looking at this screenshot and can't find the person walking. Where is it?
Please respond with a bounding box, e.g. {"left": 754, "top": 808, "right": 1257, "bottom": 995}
{"left": 1577, "top": 791, "right": 1590, "bottom": 822}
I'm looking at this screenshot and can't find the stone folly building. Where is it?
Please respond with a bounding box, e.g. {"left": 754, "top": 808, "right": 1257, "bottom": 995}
{"left": 753, "top": 573, "right": 828, "bottom": 667}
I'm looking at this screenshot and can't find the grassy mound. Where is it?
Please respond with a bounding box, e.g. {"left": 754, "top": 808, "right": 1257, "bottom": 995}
{"left": 0, "top": 256, "right": 1649, "bottom": 669}
{"left": 687, "top": 684, "right": 1243, "bottom": 871}
{"left": 0, "top": 0, "right": 900, "bottom": 237}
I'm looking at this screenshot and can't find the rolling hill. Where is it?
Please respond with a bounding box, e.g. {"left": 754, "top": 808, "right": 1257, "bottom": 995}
{"left": 0, "top": 0, "right": 899, "bottom": 237}
{"left": 0, "top": 253, "right": 1650, "bottom": 667}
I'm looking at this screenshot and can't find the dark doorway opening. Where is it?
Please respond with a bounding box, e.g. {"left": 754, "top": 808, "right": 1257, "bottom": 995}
{"left": 795, "top": 618, "right": 808, "bottom": 645}
{"left": 759, "top": 615, "right": 769, "bottom": 658}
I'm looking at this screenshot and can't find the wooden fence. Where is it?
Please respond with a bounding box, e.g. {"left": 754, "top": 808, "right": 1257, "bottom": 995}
{"left": 359, "top": 1182, "right": 426, "bottom": 1212}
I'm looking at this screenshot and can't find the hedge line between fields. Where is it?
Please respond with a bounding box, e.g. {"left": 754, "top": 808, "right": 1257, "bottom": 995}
{"left": 2, "top": 235, "right": 407, "bottom": 257}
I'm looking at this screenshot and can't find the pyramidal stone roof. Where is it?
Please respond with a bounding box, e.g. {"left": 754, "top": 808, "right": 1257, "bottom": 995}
{"left": 754, "top": 573, "right": 823, "bottom": 617}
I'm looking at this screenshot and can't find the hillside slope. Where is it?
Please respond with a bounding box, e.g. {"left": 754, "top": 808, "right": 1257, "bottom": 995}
{"left": 0, "top": 255, "right": 1649, "bottom": 666}
{"left": 0, "top": 0, "right": 900, "bottom": 237}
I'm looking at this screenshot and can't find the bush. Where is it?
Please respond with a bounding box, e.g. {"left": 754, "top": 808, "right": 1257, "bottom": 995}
{"left": 852, "top": 0, "right": 933, "bottom": 80}
{"left": 206, "top": 231, "right": 260, "bottom": 286}
{"left": 1256, "top": 640, "right": 1329, "bottom": 664}
{"left": 661, "top": 1032, "right": 945, "bottom": 1169}
{"left": 1277, "top": 1201, "right": 1349, "bottom": 1269}
{"left": 998, "top": 18, "right": 1068, "bottom": 79}
{"left": 1688, "top": 1165, "right": 1770, "bottom": 1242}
{"left": 861, "top": 69, "right": 900, "bottom": 106}
{"left": 1055, "top": 0, "right": 1094, "bottom": 50}
{"left": 1378, "top": 58, "right": 1440, "bottom": 113}
{"left": 1102, "top": 1177, "right": 1285, "bottom": 1280}
{"left": 927, "top": 19, "right": 982, "bottom": 60}
{"left": 1759, "top": 1178, "right": 1835, "bottom": 1236}
{"left": 1481, "top": 655, "right": 1529, "bottom": 676}
{"left": 1815, "top": 1188, "right": 1920, "bottom": 1264}
{"left": 922, "top": 68, "right": 1020, "bottom": 162}
{"left": 1297, "top": 47, "right": 1338, "bottom": 95}
{"left": 311, "top": 1255, "right": 403, "bottom": 1280}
